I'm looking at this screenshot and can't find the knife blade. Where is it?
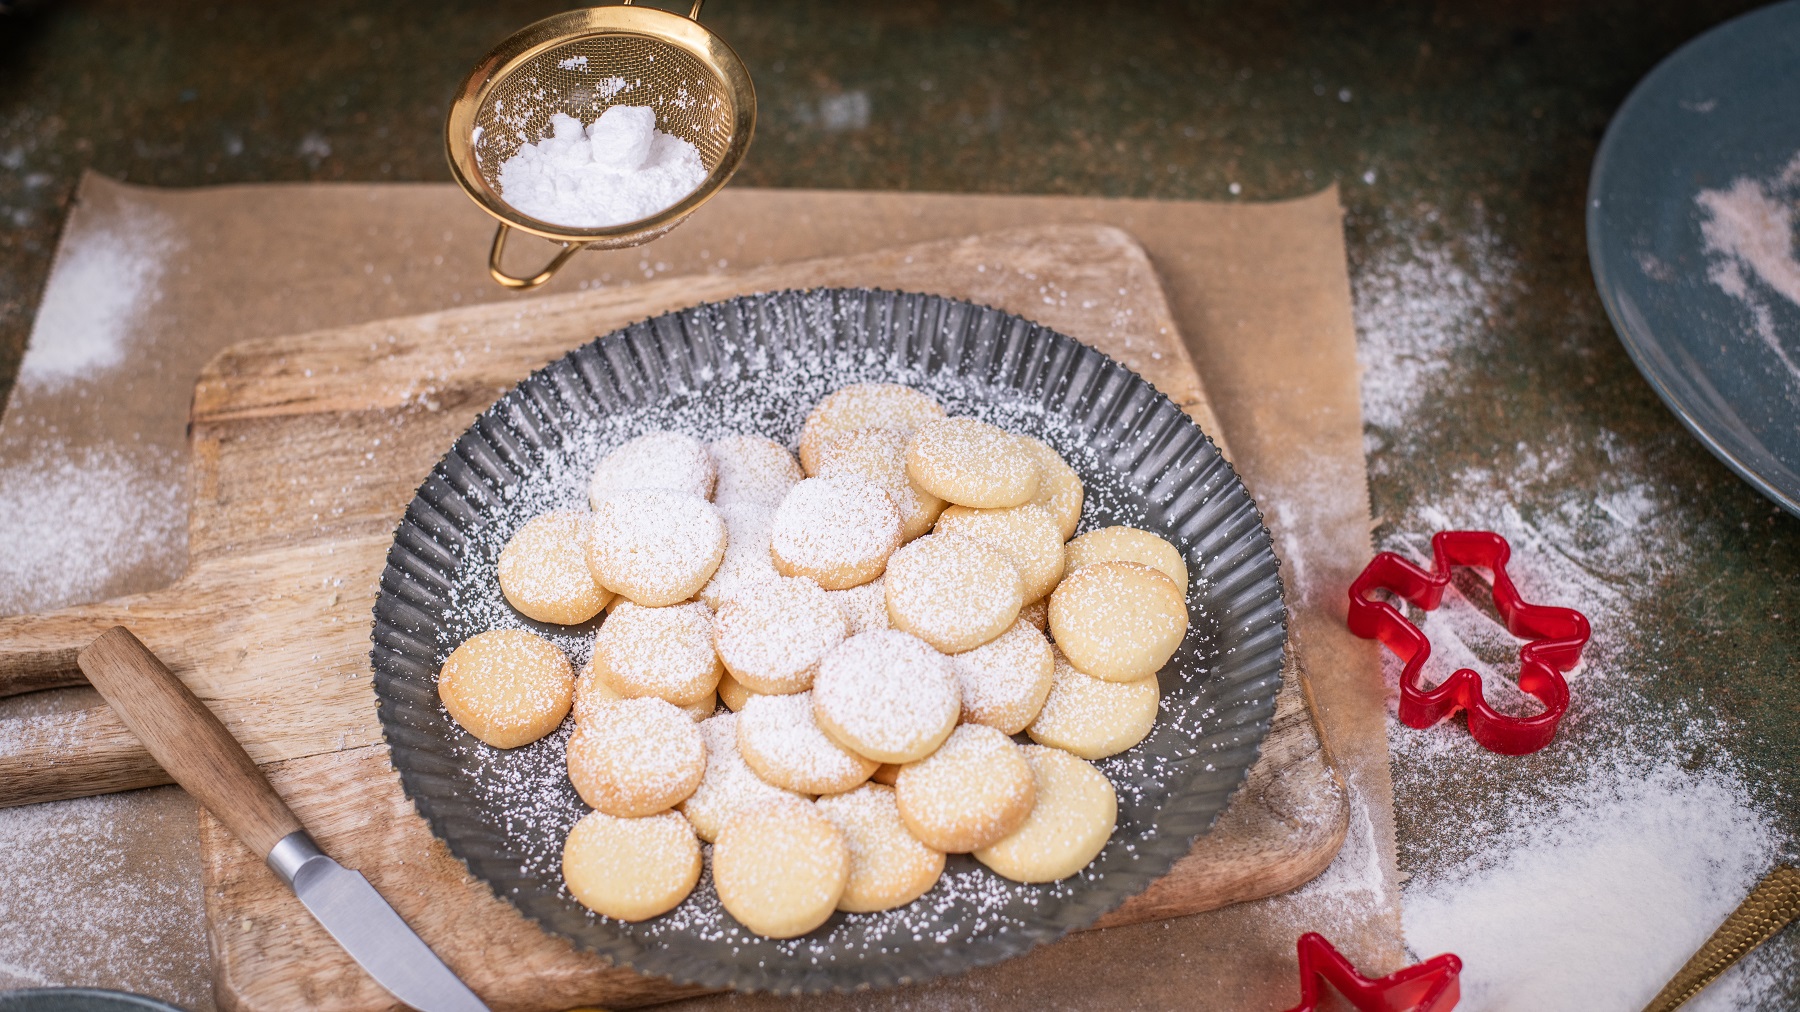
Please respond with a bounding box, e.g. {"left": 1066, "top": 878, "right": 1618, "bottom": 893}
{"left": 76, "top": 626, "right": 491, "bottom": 1012}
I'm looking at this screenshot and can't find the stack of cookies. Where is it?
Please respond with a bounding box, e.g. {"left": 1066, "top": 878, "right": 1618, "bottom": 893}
{"left": 435, "top": 383, "right": 1191, "bottom": 939}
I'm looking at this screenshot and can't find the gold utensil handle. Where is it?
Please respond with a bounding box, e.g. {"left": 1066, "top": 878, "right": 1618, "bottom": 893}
{"left": 488, "top": 223, "right": 588, "bottom": 290}
{"left": 1643, "top": 865, "right": 1800, "bottom": 1011}
{"left": 76, "top": 626, "right": 303, "bottom": 859}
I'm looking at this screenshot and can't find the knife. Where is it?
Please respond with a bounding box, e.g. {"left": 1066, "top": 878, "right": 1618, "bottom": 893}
{"left": 77, "top": 626, "right": 490, "bottom": 1012}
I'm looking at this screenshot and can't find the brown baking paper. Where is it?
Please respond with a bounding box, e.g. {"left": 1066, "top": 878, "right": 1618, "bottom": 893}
{"left": 0, "top": 174, "right": 1400, "bottom": 1010}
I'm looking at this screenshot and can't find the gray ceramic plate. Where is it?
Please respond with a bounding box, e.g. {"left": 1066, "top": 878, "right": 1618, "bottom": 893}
{"left": 0, "top": 991, "right": 186, "bottom": 1012}
{"left": 1588, "top": 0, "right": 1800, "bottom": 515}
{"left": 371, "top": 288, "right": 1286, "bottom": 993}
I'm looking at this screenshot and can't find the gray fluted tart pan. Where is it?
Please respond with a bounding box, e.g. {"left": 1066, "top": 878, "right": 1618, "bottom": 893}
{"left": 370, "top": 288, "right": 1287, "bottom": 994}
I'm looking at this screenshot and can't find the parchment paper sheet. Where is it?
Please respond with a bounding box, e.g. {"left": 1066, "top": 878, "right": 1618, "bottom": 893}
{"left": 0, "top": 174, "right": 1398, "bottom": 1010}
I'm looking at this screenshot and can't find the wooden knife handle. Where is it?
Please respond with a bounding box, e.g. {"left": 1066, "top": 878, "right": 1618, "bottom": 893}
{"left": 76, "top": 626, "right": 301, "bottom": 858}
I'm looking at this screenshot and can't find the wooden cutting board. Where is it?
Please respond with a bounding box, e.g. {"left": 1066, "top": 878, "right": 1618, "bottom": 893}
{"left": 0, "top": 224, "right": 1346, "bottom": 1010}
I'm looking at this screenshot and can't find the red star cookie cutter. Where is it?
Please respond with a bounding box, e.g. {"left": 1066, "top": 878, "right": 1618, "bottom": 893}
{"left": 1281, "top": 933, "right": 1463, "bottom": 1012}
{"left": 1346, "top": 530, "right": 1589, "bottom": 756}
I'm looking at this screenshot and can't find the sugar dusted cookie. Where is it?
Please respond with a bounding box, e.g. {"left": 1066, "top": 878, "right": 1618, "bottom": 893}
{"left": 589, "top": 430, "right": 716, "bottom": 504}
{"left": 974, "top": 745, "right": 1116, "bottom": 883}
{"left": 813, "top": 630, "right": 961, "bottom": 764}
{"left": 698, "top": 501, "right": 781, "bottom": 610}
{"left": 717, "top": 670, "right": 753, "bottom": 712}
{"left": 562, "top": 810, "right": 702, "bottom": 921}
{"left": 709, "top": 434, "right": 803, "bottom": 508}
{"left": 1022, "top": 437, "right": 1084, "bottom": 540}
{"left": 586, "top": 489, "right": 726, "bottom": 607}
{"left": 1019, "top": 598, "right": 1048, "bottom": 632}
{"left": 713, "top": 576, "right": 847, "bottom": 694}
{"left": 826, "top": 577, "right": 890, "bottom": 636}
{"left": 679, "top": 712, "right": 808, "bottom": 843}
{"left": 1049, "top": 561, "right": 1188, "bottom": 682}
{"left": 894, "top": 724, "right": 1035, "bottom": 853}
{"left": 815, "top": 426, "right": 946, "bottom": 542}
{"left": 798, "top": 383, "right": 945, "bottom": 475}
{"left": 951, "top": 619, "right": 1056, "bottom": 735}
{"left": 576, "top": 660, "right": 711, "bottom": 723}
{"left": 935, "top": 502, "right": 1067, "bottom": 603}
{"left": 1064, "top": 526, "right": 1190, "bottom": 594}
{"left": 713, "top": 797, "right": 850, "bottom": 938}
{"left": 815, "top": 783, "right": 945, "bottom": 912}
{"left": 737, "top": 691, "right": 878, "bottom": 794}
{"left": 769, "top": 476, "right": 902, "bottom": 590}
{"left": 498, "top": 510, "right": 613, "bottom": 625}
{"left": 1026, "top": 650, "right": 1160, "bottom": 760}
{"left": 905, "top": 417, "right": 1041, "bottom": 509}
{"left": 438, "top": 629, "right": 574, "bottom": 748}
{"left": 566, "top": 697, "right": 707, "bottom": 816}
{"left": 593, "top": 600, "right": 721, "bottom": 706}
{"left": 884, "top": 532, "right": 1023, "bottom": 653}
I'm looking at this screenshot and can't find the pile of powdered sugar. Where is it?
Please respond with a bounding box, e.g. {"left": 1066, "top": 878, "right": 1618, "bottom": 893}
{"left": 1696, "top": 149, "right": 1800, "bottom": 385}
{"left": 496, "top": 107, "right": 706, "bottom": 228}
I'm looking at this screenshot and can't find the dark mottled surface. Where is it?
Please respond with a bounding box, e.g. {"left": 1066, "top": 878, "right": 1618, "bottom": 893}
{"left": 2, "top": 0, "right": 1797, "bottom": 1002}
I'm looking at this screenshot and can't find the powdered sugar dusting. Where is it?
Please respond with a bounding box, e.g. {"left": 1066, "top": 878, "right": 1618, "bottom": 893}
{"left": 813, "top": 630, "right": 961, "bottom": 762}
{"left": 737, "top": 691, "right": 877, "bottom": 795}
{"left": 18, "top": 203, "right": 179, "bottom": 386}
{"left": 1696, "top": 150, "right": 1800, "bottom": 387}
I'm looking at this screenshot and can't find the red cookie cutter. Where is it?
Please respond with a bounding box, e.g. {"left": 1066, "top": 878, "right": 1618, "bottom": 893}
{"left": 1346, "top": 530, "right": 1590, "bottom": 756}
{"left": 1281, "top": 933, "right": 1462, "bottom": 1012}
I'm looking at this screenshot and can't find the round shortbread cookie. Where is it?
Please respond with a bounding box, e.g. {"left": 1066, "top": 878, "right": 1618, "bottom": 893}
{"left": 697, "top": 501, "right": 781, "bottom": 610}
{"left": 566, "top": 697, "right": 707, "bottom": 817}
{"left": 814, "top": 426, "right": 946, "bottom": 542}
{"left": 437, "top": 629, "right": 574, "bottom": 748}
{"left": 951, "top": 619, "right": 1056, "bottom": 735}
{"left": 588, "top": 430, "right": 716, "bottom": 504}
{"left": 815, "top": 783, "right": 945, "bottom": 912}
{"left": 797, "top": 383, "right": 946, "bottom": 475}
{"left": 737, "top": 691, "right": 878, "bottom": 794}
{"left": 1064, "top": 526, "right": 1190, "bottom": 594}
{"left": 904, "top": 417, "right": 1042, "bottom": 509}
{"left": 935, "top": 502, "right": 1067, "bottom": 603}
{"left": 709, "top": 434, "right": 804, "bottom": 508}
{"left": 1022, "top": 438, "right": 1085, "bottom": 540}
{"left": 1049, "top": 561, "right": 1188, "bottom": 682}
{"left": 593, "top": 601, "right": 721, "bottom": 706}
{"left": 894, "top": 724, "right": 1035, "bottom": 853}
{"left": 562, "top": 809, "right": 702, "bottom": 921}
{"left": 498, "top": 510, "right": 613, "bottom": 625}
{"left": 576, "top": 660, "right": 712, "bottom": 723}
{"left": 1019, "top": 598, "right": 1048, "bottom": 633}
{"left": 713, "top": 797, "right": 850, "bottom": 938}
{"left": 769, "top": 476, "right": 902, "bottom": 590}
{"left": 974, "top": 745, "right": 1117, "bottom": 883}
{"left": 678, "top": 712, "right": 808, "bottom": 843}
{"left": 586, "top": 489, "right": 726, "bottom": 607}
{"left": 1026, "top": 650, "right": 1160, "bottom": 759}
{"left": 713, "top": 576, "right": 847, "bottom": 694}
{"left": 717, "top": 670, "right": 753, "bottom": 712}
{"left": 884, "top": 532, "right": 1023, "bottom": 653}
{"left": 813, "top": 630, "right": 961, "bottom": 764}
{"left": 826, "top": 577, "right": 890, "bottom": 636}
{"left": 871, "top": 763, "right": 902, "bottom": 786}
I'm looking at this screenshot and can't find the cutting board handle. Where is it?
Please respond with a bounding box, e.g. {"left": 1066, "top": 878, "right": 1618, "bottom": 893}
{"left": 77, "top": 626, "right": 302, "bottom": 858}
{"left": 0, "top": 603, "right": 149, "bottom": 698}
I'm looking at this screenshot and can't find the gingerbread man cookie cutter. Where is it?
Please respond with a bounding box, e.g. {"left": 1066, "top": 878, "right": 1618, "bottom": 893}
{"left": 1347, "top": 530, "right": 1590, "bottom": 756}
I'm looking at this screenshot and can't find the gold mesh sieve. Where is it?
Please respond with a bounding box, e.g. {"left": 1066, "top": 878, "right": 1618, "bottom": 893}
{"left": 445, "top": 2, "right": 755, "bottom": 289}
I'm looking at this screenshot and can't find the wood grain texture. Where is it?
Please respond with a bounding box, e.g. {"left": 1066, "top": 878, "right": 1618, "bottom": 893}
{"left": 78, "top": 627, "right": 302, "bottom": 857}
{"left": 0, "top": 224, "right": 1346, "bottom": 1010}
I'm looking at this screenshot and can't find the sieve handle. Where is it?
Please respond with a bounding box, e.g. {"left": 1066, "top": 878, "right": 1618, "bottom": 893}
{"left": 621, "top": 0, "right": 705, "bottom": 19}
{"left": 488, "top": 222, "right": 587, "bottom": 290}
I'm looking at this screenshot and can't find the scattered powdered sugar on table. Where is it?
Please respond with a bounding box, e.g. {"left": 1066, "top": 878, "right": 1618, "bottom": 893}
{"left": 0, "top": 438, "right": 186, "bottom": 613}
{"left": 17, "top": 202, "right": 178, "bottom": 387}
{"left": 1696, "top": 150, "right": 1800, "bottom": 384}
{"left": 497, "top": 107, "right": 706, "bottom": 228}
